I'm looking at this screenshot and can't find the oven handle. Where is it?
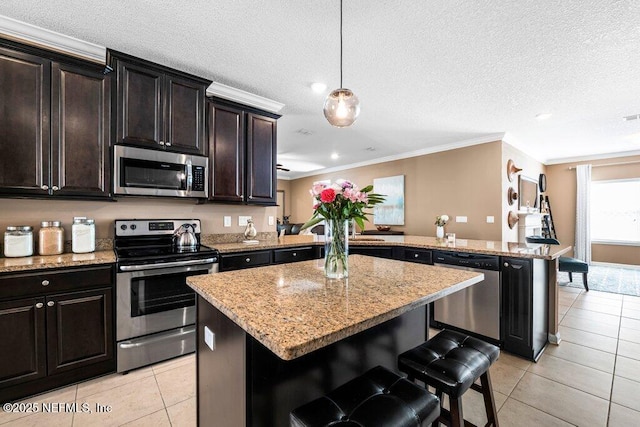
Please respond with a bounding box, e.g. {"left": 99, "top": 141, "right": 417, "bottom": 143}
{"left": 119, "top": 258, "right": 218, "bottom": 272}
{"left": 118, "top": 325, "right": 196, "bottom": 349}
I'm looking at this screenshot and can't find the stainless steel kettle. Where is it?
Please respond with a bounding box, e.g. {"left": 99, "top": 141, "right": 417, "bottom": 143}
{"left": 173, "top": 223, "right": 197, "bottom": 249}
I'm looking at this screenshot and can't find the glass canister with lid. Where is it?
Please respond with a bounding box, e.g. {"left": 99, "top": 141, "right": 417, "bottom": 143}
{"left": 4, "top": 226, "right": 34, "bottom": 257}
{"left": 72, "top": 217, "right": 96, "bottom": 253}
{"left": 39, "top": 221, "right": 64, "bottom": 256}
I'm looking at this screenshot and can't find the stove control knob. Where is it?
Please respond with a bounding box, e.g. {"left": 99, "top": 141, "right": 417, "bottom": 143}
{"left": 120, "top": 224, "right": 127, "bottom": 230}
{"left": 131, "top": 224, "right": 137, "bottom": 230}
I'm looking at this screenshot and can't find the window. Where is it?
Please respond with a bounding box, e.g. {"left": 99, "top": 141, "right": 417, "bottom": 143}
{"left": 591, "top": 179, "right": 640, "bottom": 244}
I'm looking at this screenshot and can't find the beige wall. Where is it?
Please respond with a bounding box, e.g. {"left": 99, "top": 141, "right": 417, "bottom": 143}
{"left": 501, "top": 142, "right": 546, "bottom": 242}
{"left": 0, "top": 198, "right": 276, "bottom": 241}
{"left": 288, "top": 141, "right": 505, "bottom": 240}
{"left": 546, "top": 155, "right": 640, "bottom": 265}
{"left": 277, "top": 179, "right": 292, "bottom": 221}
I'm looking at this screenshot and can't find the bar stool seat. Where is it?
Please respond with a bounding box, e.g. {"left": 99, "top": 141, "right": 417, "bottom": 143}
{"left": 290, "top": 365, "right": 440, "bottom": 427}
{"left": 398, "top": 330, "right": 500, "bottom": 427}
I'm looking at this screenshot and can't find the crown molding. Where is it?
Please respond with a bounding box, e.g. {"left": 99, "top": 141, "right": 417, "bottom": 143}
{"left": 0, "top": 15, "right": 105, "bottom": 63}
{"left": 288, "top": 133, "right": 506, "bottom": 180}
{"left": 544, "top": 149, "right": 640, "bottom": 165}
{"left": 206, "top": 82, "right": 284, "bottom": 114}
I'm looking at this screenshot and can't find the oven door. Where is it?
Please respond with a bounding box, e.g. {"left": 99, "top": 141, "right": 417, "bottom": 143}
{"left": 116, "top": 260, "right": 217, "bottom": 341}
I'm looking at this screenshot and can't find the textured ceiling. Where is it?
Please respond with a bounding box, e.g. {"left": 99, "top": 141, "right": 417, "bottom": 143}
{"left": 2, "top": 0, "right": 640, "bottom": 178}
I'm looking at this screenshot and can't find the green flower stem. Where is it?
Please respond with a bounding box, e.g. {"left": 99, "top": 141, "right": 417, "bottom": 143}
{"left": 325, "top": 219, "right": 348, "bottom": 278}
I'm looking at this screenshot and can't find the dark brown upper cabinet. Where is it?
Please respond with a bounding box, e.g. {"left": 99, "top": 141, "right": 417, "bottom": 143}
{"left": 0, "top": 40, "right": 111, "bottom": 199}
{"left": 207, "top": 99, "right": 278, "bottom": 205}
{"left": 108, "top": 50, "right": 210, "bottom": 156}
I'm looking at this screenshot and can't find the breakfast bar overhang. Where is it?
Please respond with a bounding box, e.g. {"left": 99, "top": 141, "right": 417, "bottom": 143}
{"left": 187, "top": 255, "right": 483, "bottom": 426}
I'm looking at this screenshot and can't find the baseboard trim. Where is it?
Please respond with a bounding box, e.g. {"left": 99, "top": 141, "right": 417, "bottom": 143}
{"left": 591, "top": 261, "right": 640, "bottom": 270}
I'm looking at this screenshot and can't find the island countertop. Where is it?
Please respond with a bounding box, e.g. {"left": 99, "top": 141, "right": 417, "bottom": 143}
{"left": 187, "top": 255, "right": 483, "bottom": 360}
{"left": 210, "top": 234, "right": 571, "bottom": 260}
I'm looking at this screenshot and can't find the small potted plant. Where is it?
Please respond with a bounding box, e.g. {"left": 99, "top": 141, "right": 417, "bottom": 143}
{"left": 435, "top": 214, "right": 449, "bottom": 239}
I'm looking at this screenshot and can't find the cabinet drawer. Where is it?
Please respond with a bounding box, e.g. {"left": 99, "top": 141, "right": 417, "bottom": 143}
{"left": 350, "top": 246, "right": 394, "bottom": 259}
{"left": 273, "top": 247, "right": 316, "bottom": 264}
{"left": 0, "top": 265, "right": 114, "bottom": 300}
{"left": 402, "top": 249, "right": 432, "bottom": 265}
{"left": 221, "top": 251, "right": 272, "bottom": 271}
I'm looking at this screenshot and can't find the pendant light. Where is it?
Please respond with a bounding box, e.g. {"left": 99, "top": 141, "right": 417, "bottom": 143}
{"left": 323, "top": 0, "right": 360, "bottom": 127}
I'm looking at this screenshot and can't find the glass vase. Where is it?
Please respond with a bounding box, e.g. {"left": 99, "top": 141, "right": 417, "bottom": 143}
{"left": 324, "top": 219, "right": 349, "bottom": 279}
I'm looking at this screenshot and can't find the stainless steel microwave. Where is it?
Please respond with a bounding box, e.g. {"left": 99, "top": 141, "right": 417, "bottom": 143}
{"left": 113, "top": 145, "right": 208, "bottom": 198}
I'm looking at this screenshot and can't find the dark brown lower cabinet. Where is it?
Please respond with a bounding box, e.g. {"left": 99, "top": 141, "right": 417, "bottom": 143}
{"left": 0, "top": 266, "right": 115, "bottom": 403}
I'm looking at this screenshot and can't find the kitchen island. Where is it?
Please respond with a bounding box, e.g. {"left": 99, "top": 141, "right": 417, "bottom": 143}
{"left": 187, "top": 255, "right": 483, "bottom": 426}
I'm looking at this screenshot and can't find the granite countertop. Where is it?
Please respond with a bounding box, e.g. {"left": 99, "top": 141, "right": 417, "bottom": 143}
{"left": 213, "top": 234, "right": 571, "bottom": 260}
{"left": 187, "top": 255, "right": 483, "bottom": 360}
{"left": 0, "top": 250, "right": 116, "bottom": 274}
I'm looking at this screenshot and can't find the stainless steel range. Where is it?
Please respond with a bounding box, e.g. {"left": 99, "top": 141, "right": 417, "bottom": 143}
{"left": 114, "top": 219, "right": 218, "bottom": 373}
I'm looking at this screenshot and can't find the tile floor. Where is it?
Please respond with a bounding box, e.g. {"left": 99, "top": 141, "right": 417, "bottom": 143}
{"left": 2, "top": 285, "right": 640, "bottom": 426}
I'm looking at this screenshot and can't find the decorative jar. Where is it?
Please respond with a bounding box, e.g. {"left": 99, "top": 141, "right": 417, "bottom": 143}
{"left": 4, "top": 226, "right": 33, "bottom": 257}
{"left": 39, "top": 221, "right": 64, "bottom": 255}
{"left": 72, "top": 217, "right": 95, "bottom": 253}
{"left": 436, "top": 226, "right": 445, "bottom": 239}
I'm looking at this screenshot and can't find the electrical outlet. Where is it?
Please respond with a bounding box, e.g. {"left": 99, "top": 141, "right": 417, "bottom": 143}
{"left": 268, "top": 216, "right": 274, "bottom": 226}
{"left": 223, "top": 216, "right": 231, "bottom": 227}
{"left": 238, "top": 216, "right": 252, "bottom": 226}
{"left": 456, "top": 216, "right": 468, "bottom": 223}
{"left": 486, "top": 216, "right": 495, "bottom": 223}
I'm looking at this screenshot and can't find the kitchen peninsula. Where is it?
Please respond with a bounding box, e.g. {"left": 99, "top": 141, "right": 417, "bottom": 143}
{"left": 187, "top": 255, "right": 484, "bottom": 426}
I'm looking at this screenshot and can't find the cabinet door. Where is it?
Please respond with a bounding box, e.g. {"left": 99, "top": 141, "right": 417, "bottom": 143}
{"left": 501, "top": 257, "right": 533, "bottom": 356}
{"left": 46, "top": 288, "right": 113, "bottom": 375}
{"left": 0, "top": 297, "right": 47, "bottom": 388}
{"left": 246, "top": 113, "right": 276, "bottom": 204}
{"left": 115, "top": 60, "right": 163, "bottom": 148}
{"left": 0, "top": 47, "right": 50, "bottom": 196}
{"left": 165, "top": 74, "right": 207, "bottom": 155}
{"left": 208, "top": 102, "right": 245, "bottom": 202}
{"left": 51, "top": 62, "right": 111, "bottom": 198}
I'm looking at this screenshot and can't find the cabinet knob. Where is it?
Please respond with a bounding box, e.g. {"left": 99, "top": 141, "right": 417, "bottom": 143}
{"left": 35, "top": 302, "right": 44, "bottom": 309}
{"left": 165, "top": 142, "right": 172, "bottom": 147}
{"left": 248, "top": 196, "right": 253, "bottom": 200}
{"left": 47, "top": 301, "right": 55, "bottom": 307}
{"left": 293, "top": 252, "right": 297, "bottom": 257}
{"left": 503, "top": 262, "right": 509, "bottom": 267}
{"left": 414, "top": 253, "right": 419, "bottom": 258}
{"left": 159, "top": 141, "right": 165, "bottom": 146}
{"left": 42, "top": 280, "right": 50, "bottom": 286}
{"left": 245, "top": 258, "right": 251, "bottom": 262}
{"left": 52, "top": 185, "right": 59, "bottom": 191}
{"left": 41, "top": 185, "right": 49, "bottom": 190}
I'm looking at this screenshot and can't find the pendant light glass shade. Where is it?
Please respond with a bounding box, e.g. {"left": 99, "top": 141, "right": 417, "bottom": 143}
{"left": 323, "top": 88, "right": 360, "bottom": 127}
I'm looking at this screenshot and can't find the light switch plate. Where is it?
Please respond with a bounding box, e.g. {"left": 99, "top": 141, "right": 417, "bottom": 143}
{"left": 204, "top": 326, "right": 215, "bottom": 351}
{"left": 456, "top": 216, "right": 468, "bottom": 223}
{"left": 486, "top": 216, "right": 495, "bottom": 223}
{"left": 268, "top": 216, "right": 274, "bottom": 226}
{"left": 223, "top": 216, "right": 231, "bottom": 227}
{"left": 238, "top": 216, "right": 252, "bottom": 226}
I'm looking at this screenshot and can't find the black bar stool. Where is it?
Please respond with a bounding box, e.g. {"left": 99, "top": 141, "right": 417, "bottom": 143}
{"left": 290, "top": 365, "right": 441, "bottom": 427}
{"left": 398, "top": 330, "right": 500, "bottom": 427}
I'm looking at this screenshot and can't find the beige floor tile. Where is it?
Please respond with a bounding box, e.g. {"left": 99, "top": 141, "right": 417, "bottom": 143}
{"left": 544, "top": 340, "right": 616, "bottom": 373}
{"left": 1, "top": 410, "right": 73, "bottom": 427}
{"left": 120, "top": 409, "right": 171, "bottom": 427}
{"left": 155, "top": 363, "right": 196, "bottom": 407}
{"left": 152, "top": 353, "right": 195, "bottom": 375}
{"left": 558, "top": 304, "right": 571, "bottom": 316}
{"left": 622, "top": 299, "right": 640, "bottom": 311}
{"left": 559, "top": 315, "right": 619, "bottom": 338}
{"left": 166, "top": 397, "right": 196, "bottom": 427}
{"left": 622, "top": 307, "right": 640, "bottom": 320}
{"left": 510, "top": 372, "right": 609, "bottom": 426}
{"left": 73, "top": 376, "right": 164, "bottom": 426}
{"left": 616, "top": 339, "right": 640, "bottom": 361}
{"left": 558, "top": 294, "right": 578, "bottom": 306}
{"left": 497, "top": 398, "right": 573, "bottom": 427}
{"left": 76, "top": 367, "right": 154, "bottom": 399}
{"left": 441, "top": 390, "right": 507, "bottom": 427}
{"left": 0, "top": 385, "right": 77, "bottom": 425}
{"left": 564, "top": 307, "right": 621, "bottom": 325}
{"left": 527, "top": 354, "right": 613, "bottom": 399}
{"left": 608, "top": 402, "right": 640, "bottom": 426}
{"left": 611, "top": 376, "right": 640, "bottom": 412}
{"left": 559, "top": 285, "right": 583, "bottom": 294}
{"left": 488, "top": 361, "right": 526, "bottom": 396}
{"left": 497, "top": 351, "right": 532, "bottom": 371}
{"left": 619, "top": 326, "right": 640, "bottom": 344}
{"left": 571, "top": 300, "right": 622, "bottom": 316}
{"left": 614, "top": 355, "right": 640, "bottom": 382}
{"left": 620, "top": 317, "right": 640, "bottom": 331}
{"left": 558, "top": 325, "right": 618, "bottom": 353}
{"left": 579, "top": 290, "right": 624, "bottom": 301}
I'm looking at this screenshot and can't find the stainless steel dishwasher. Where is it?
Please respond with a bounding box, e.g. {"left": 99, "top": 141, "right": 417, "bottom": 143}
{"left": 432, "top": 250, "right": 501, "bottom": 341}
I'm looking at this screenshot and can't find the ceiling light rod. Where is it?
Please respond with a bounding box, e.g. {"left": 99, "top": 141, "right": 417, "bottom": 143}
{"left": 323, "top": 0, "right": 361, "bottom": 127}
